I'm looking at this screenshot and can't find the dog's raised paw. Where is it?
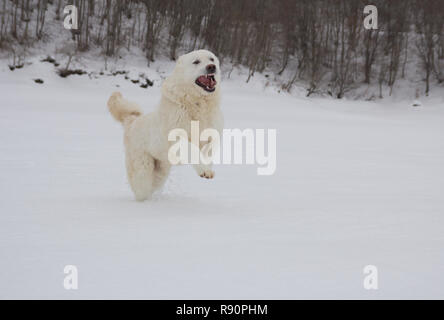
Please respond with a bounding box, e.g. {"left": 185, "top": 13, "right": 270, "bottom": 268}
{"left": 199, "top": 170, "right": 215, "bottom": 179}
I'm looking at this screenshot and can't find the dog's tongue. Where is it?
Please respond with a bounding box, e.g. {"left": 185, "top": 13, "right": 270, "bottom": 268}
{"left": 197, "top": 75, "right": 216, "bottom": 88}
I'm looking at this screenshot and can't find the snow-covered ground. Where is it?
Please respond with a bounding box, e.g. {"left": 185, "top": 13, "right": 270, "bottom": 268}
{"left": 1, "top": 58, "right": 444, "bottom": 299}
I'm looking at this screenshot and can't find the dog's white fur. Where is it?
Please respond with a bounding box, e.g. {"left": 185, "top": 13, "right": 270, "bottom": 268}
{"left": 107, "top": 50, "right": 223, "bottom": 201}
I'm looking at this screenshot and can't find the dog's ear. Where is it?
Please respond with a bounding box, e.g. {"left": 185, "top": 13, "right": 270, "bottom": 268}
{"left": 171, "top": 51, "right": 181, "bottom": 61}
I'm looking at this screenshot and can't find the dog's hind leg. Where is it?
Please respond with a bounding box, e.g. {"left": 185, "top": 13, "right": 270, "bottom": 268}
{"left": 126, "top": 152, "right": 155, "bottom": 201}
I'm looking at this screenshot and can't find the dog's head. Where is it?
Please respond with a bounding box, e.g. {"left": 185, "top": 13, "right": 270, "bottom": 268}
{"left": 163, "top": 50, "right": 221, "bottom": 102}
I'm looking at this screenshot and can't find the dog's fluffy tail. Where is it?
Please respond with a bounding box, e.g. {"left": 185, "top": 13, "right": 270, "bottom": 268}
{"left": 107, "top": 92, "right": 143, "bottom": 125}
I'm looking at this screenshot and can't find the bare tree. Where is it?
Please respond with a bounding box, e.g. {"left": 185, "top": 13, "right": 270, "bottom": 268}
{"left": 414, "top": 0, "right": 442, "bottom": 95}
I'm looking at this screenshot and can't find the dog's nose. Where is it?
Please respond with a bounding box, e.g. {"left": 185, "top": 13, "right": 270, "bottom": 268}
{"left": 206, "top": 64, "right": 216, "bottom": 74}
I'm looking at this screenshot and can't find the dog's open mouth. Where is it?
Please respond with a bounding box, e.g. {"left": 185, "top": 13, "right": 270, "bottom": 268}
{"left": 195, "top": 74, "right": 217, "bottom": 92}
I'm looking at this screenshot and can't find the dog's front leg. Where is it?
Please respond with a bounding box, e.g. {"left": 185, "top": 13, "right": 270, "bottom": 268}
{"left": 169, "top": 139, "right": 215, "bottom": 179}
{"left": 193, "top": 141, "right": 216, "bottom": 179}
{"left": 192, "top": 144, "right": 214, "bottom": 179}
{"left": 193, "top": 163, "right": 214, "bottom": 179}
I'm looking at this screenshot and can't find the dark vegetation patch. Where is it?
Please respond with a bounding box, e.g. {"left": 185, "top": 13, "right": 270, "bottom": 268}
{"left": 58, "top": 69, "right": 87, "bottom": 78}
{"left": 112, "top": 70, "right": 127, "bottom": 76}
{"left": 140, "top": 78, "right": 154, "bottom": 88}
{"left": 36, "top": 58, "right": 152, "bottom": 88}
{"left": 8, "top": 64, "right": 24, "bottom": 71}
{"left": 40, "top": 56, "right": 60, "bottom": 67}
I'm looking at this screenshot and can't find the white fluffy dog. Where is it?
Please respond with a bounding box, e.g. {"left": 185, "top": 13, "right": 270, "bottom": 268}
{"left": 107, "top": 50, "right": 223, "bottom": 201}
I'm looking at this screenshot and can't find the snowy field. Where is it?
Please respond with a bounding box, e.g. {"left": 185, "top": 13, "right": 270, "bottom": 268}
{"left": 1, "top": 59, "right": 444, "bottom": 299}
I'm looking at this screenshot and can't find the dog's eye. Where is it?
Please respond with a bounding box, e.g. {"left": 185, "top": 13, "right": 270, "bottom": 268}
{"left": 193, "top": 60, "right": 200, "bottom": 65}
{"left": 210, "top": 58, "right": 214, "bottom": 62}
